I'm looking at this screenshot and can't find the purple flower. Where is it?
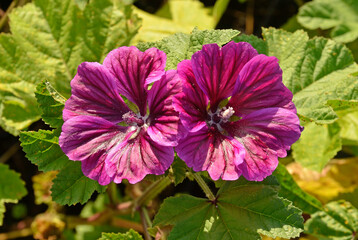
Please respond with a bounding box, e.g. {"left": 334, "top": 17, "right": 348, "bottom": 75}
{"left": 59, "top": 46, "right": 181, "bottom": 185}
{"left": 173, "top": 42, "right": 302, "bottom": 181}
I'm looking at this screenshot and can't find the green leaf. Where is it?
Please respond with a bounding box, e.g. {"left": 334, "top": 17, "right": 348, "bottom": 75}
{"left": 76, "top": 225, "right": 125, "bottom": 240}
{"left": 20, "top": 129, "right": 69, "bottom": 172}
{"left": 169, "top": 156, "right": 187, "bottom": 186}
{"left": 273, "top": 163, "right": 323, "bottom": 214}
{"left": 327, "top": 100, "right": 358, "bottom": 113}
{"left": 292, "top": 122, "right": 342, "bottom": 171}
{"left": 98, "top": 230, "right": 143, "bottom": 240}
{"left": 35, "top": 81, "right": 66, "bottom": 129}
{"left": 334, "top": 188, "right": 358, "bottom": 209}
{"left": 80, "top": 194, "right": 110, "bottom": 218}
{"left": 137, "top": 28, "right": 240, "bottom": 70}
{"left": 0, "top": 79, "right": 40, "bottom": 135}
{"left": 0, "top": 0, "right": 140, "bottom": 135}
{"left": 338, "top": 111, "right": 358, "bottom": 146}
{"left": 347, "top": 39, "right": 358, "bottom": 62}
{"left": 0, "top": 163, "right": 27, "bottom": 226}
{"left": 132, "top": 0, "right": 215, "bottom": 44}
{"left": 298, "top": 0, "right": 358, "bottom": 43}
{"left": 262, "top": 27, "right": 358, "bottom": 124}
{"left": 32, "top": 171, "right": 57, "bottom": 205}
{"left": 153, "top": 176, "right": 303, "bottom": 240}
{"left": 51, "top": 161, "right": 107, "bottom": 205}
{"left": 233, "top": 34, "right": 268, "bottom": 54}
{"left": 305, "top": 200, "right": 358, "bottom": 240}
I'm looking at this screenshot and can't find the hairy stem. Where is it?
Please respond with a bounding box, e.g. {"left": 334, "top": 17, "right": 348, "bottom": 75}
{"left": 135, "top": 176, "right": 172, "bottom": 207}
{"left": 0, "top": 228, "right": 32, "bottom": 240}
{"left": 192, "top": 172, "right": 216, "bottom": 201}
{"left": 110, "top": 218, "right": 144, "bottom": 233}
{"left": 66, "top": 212, "right": 143, "bottom": 232}
{"left": 0, "top": 143, "right": 20, "bottom": 164}
{"left": 142, "top": 207, "right": 152, "bottom": 228}
{"left": 139, "top": 207, "right": 152, "bottom": 240}
{"left": 107, "top": 182, "right": 119, "bottom": 205}
{"left": 0, "top": 0, "right": 19, "bottom": 31}
{"left": 245, "top": 0, "right": 255, "bottom": 35}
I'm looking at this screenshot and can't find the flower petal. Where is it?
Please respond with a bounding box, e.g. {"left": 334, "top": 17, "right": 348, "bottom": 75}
{"left": 176, "top": 126, "right": 245, "bottom": 181}
{"left": 173, "top": 60, "right": 208, "bottom": 132}
{"left": 63, "top": 62, "right": 129, "bottom": 123}
{"left": 236, "top": 135, "right": 278, "bottom": 182}
{"left": 103, "top": 46, "right": 166, "bottom": 115}
{"left": 147, "top": 70, "right": 181, "bottom": 146}
{"left": 191, "top": 42, "right": 257, "bottom": 110}
{"left": 227, "top": 107, "right": 302, "bottom": 181}
{"left": 229, "top": 55, "right": 293, "bottom": 116}
{"left": 105, "top": 129, "right": 174, "bottom": 184}
{"left": 81, "top": 154, "right": 112, "bottom": 185}
{"left": 59, "top": 115, "right": 130, "bottom": 185}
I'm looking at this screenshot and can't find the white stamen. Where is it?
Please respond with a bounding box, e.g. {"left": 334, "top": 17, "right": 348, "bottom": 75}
{"left": 206, "top": 106, "right": 235, "bottom": 132}
{"left": 220, "top": 107, "right": 235, "bottom": 122}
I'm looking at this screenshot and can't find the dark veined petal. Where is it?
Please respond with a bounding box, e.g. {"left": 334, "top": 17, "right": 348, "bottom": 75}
{"left": 229, "top": 55, "right": 293, "bottom": 116}
{"left": 227, "top": 107, "right": 302, "bottom": 181}
{"left": 81, "top": 153, "right": 113, "bottom": 185}
{"left": 103, "top": 46, "right": 166, "bottom": 116}
{"left": 105, "top": 129, "right": 174, "bottom": 184}
{"left": 191, "top": 42, "right": 257, "bottom": 110}
{"left": 63, "top": 62, "right": 129, "bottom": 123}
{"left": 173, "top": 60, "right": 208, "bottom": 132}
{"left": 59, "top": 115, "right": 130, "bottom": 185}
{"left": 147, "top": 70, "right": 182, "bottom": 146}
{"left": 176, "top": 126, "right": 245, "bottom": 181}
{"left": 59, "top": 115, "right": 174, "bottom": 184}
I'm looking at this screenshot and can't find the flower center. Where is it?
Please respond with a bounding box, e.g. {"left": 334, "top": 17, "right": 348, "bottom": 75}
{"left": 207, "top": 107, "right": 235, "bottom": 131}
{"left": 123, "top": 111, "right": 148, "bottom": 128}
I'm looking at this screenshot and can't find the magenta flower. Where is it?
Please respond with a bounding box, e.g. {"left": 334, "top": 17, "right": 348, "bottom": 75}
{"left": 173, "top": 42, "right": 302, "bottom": 181}
{"left": 59, "top": 46, "right": 181, "bottom": 185}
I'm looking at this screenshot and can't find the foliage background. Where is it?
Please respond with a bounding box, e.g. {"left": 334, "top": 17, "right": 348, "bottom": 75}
{"left": 0, "top": 0, "right": 357, "bottom": 239}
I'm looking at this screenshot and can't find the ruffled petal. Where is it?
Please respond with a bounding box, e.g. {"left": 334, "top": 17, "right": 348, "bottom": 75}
{"left": 173, "top": 60, "right": 208, "bottom": 132}
{"left": 227, "top": 107, "right": 302, "bottom": 181}
{"left": 63, "top": 62, "right": 129, "bottom": 123}
{"left": 176, "top": 126, "right": 245, "bottom": 181}
{"left": 236, "top": 135, "right": 278, "bottom": 182}
{"left": 147, "top": 70, "right": 181, "bottom": 146}
{"left": 105, "top": 129, "right": 174, "bottom": 184}
{"left": 103, "top": 46, "right": 166, "bottom": 115}
{"left": 59, "top": 115, "right": 130, "bottom": 185}
{"left": 229, "top": 55, "right": 293, "bottom": 116}
{"left": 191, "top": 42, "right": 257, "bottom": 110}
{"left": 81, "top": 154, "right": 112, "bottom": 185}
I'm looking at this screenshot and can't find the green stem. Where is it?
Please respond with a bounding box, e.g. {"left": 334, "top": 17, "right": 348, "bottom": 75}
{"left": 107, "top": 182, "right": 119, "bottom": 205}
{"left": 139, "top": 207, "right": 152, "bottom": 240}
{"left": 192, "top": 172, "right": 216, "bottom": 201}
{"left": 0, "top": 0, "right": 19, "bottom": 31}
{"left": 0, "top": 228, "right": 32, "bottom": 240}
{"left": 142, "top": 207, "right": 152, "bottom": 228}
{"left": 66, "top": 213, "right": 143, "bottom": 233}
{"left": 0, "top": 143, "right": 20, "bottom": 164}
{"left": 135, "top": 176, "right": 171, "bottom": 207}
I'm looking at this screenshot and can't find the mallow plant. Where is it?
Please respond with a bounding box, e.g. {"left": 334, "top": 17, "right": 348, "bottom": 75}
{"left": 57, "top": 41, "right": 304, "bottom": 239}
{"left": 1, "top": 0, "right": 357, "bottom": 240}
